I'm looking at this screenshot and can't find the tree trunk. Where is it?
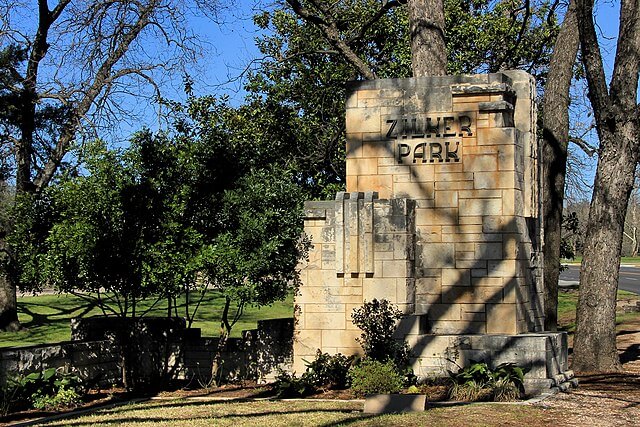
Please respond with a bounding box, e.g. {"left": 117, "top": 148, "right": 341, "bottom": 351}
{"left": 407, "top": 0, "right": 447, "bottom": 76}
{"left": 211, "top": 297, "right": 234, "bottom": 386}
{"left": 0, "top": 271, "right": 20, "bottom": 331}
{"left": 210, "top": 330, "right": 229, "bottom": 386}
{"left": 0, "top": 225, "right": 20, "bottom": 331}
{"left": 541, "top": 0, "right": 579, "bottom": 331}
{"left": 572, "top": 0, "right": 640, "bottom": 372}
{"left": 573, "top": 124, "right": 637, "bottom": 372}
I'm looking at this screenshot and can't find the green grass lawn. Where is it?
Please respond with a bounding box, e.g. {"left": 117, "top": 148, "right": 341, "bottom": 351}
{"left": 558, "top": 289, "right": 640, "bottom": 333}
{"left": 0, "top": 292, "right": 294, "bottom": 348}
{"left": 562, "top": 256, "right": 640, "bottom": 264}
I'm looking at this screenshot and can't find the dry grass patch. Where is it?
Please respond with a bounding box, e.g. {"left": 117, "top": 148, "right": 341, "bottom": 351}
{"left": 39, "top": 399, "right": 566, "bottom": 427}
{"left": 42, "top": 399, "right": 363, "bottom": 427}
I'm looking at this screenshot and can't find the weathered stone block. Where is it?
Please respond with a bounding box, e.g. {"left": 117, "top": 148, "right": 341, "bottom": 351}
{"left": 363, "top": 277, "right": 397, "bottom": 302}
{"left": 345, "top": 106, "right": 380, "bottom": 133}
{"left": 463, "top": 154, "right": 498, "bottom": 172}
{"left": 347, "top": 157, "right": 378, "bottom": 176}
{"left": 382, "top": 260, "right": 412, "bottom": 278}
{"left": 486, "top": 304, "right": 517, "bottom": 334}
{"left": 321, "top": 330, "right": 360, "bottom": 348}
{"left": 474, "top": 242, "right": 503, "bottom": 260}
{"left": 434, "top": 180, "right": 474, "bottom": 191}
{"left": 418, "top": 242, "right": 455, "bottom": 268}
{"left": 356, "top": 175, "right": 392, "bottom": 198}
{"left": 435, "top": 191, "right": 459, "bottom": 208}
{"left": 416, "top": 208, "right": 458, "bottom": 226}
{"left": 364, "top": 394, "right": 428, "bottom": 414}
{"left": 459, "top": 198, "right": 502, "bottom": 216}
{"left": 474, "top": 171, "right": 515, "bottom": 189}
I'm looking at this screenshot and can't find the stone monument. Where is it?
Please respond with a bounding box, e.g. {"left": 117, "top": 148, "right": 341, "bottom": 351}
{"left": 294, "top": 72, "right": 571, "bottom": 393}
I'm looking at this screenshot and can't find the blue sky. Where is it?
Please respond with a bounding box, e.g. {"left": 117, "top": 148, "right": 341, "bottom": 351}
{"left": 186, "top": 1, "right": 265, "bottom": 103}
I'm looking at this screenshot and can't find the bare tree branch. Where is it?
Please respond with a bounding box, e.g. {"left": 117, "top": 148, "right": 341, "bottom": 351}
{"left": 284, "top": 0, "right": 377, "bottom": 79}
{"left": 569, "top": 136, "right": 597, "bottom": 156}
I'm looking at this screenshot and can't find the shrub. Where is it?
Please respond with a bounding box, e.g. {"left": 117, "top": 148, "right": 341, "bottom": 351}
{"left": 492, "top": 377, "right": 522, "bottom": 402}
{"left": 448, "top": 380, "right": 493, "bottom": 401}
{"left": 447, "top": 361, "right": 525, "bottom": 402}
{"left": 351, "top": 299, "right": 410, "bottom": 369}
{"left": 273, "top": 351, "right": 355, "bottom": 397}
{"left": 349, "top": 359, "right": 404, "bottom": 397}
{"left": 32, "top": 387, "right": 82, "bottom": 410}
{"left": 273, "top": 370, "right": 314, "bottom": 398}
{"left": 0, "top": 368, "right": 84, "bottom": 415}
{"left": 491, "top": 362, "right": 525, "bottom": 390}
{"left": 448, "top": 361, "right": 493, "bottom": 386}
{"left": 304, "top": 350, "right": 355, "bottom": 390}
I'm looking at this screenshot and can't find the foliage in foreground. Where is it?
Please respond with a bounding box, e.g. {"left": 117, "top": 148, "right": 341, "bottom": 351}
{"left": 447, "top": 361, "right": 525, "bottom": 402}
{"left": 9, "top": 95, "right": 308, "bottom": 390}
{"left": 274, "top": 350, "right": 355, "bottom": 397}
{"left": 12, "top": 112, "right": 307, "bottom": 322}
{"left": 0, "top": 368, "right": 83, "bottom": 415}
{"left": 349, "top": 359, "right": 405, "bottom": 397}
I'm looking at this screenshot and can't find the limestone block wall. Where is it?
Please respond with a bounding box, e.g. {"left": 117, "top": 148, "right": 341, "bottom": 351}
{"left": 293, "top": 193, "right": 415, "bottom": 373}
{"left": 344, "top": 72, "right": 544, "bottom": 336}
{"left": 0, "top": 340, "right": 121, "bottom": 388}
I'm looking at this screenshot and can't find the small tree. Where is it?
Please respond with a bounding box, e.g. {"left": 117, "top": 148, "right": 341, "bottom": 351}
{"left": 12, "top": 93, "right": 310, "bottom": 386}
{"left": 0, "top": 0, "right": 220, "bottom": 330}
{"left": 205, "top": 169, "right": 307, "bottom": 383}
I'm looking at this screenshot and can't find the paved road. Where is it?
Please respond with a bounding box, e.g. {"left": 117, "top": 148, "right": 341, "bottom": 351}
{"left": 559, "top": 264, "right": 640, "bottom": 294}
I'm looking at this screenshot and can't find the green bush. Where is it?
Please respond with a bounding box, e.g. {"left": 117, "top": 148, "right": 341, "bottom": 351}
{"left": 273, "top": 370, "right": 314, "bottom": 398}
{"left": 274, "top": 351, "right": 355, "bottom": 397}
{"left": 304, "top": 350, "right": 355, "bottom": 390}
{"left": 491, "top": 362, "right": 525, "bottom": 389}
{"left": 447, "top": 361, "right": 525, "bottom": 402}
{"left": 349, "top": 359, "right": 404, "bottom": 397}
{"left": 32, "top": 387, "right": 82, "bottom": 410}
{"left": 0, "top": 368, "right": 84, "bottom": 415}
{"left": 448, "top": 361, "right": 493, "bottom": 386}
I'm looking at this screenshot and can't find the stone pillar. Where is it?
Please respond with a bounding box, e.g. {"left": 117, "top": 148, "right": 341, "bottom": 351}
{"left": 343, "top": 72, "right": 543, "bottom": 335}
{"left": 295, "top": 73, "right": 567, "bottom": 391}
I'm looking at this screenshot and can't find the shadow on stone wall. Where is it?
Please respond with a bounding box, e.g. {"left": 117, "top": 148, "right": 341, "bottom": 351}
{"left": 0, "top": 317, "right": 294, "bottom": 391}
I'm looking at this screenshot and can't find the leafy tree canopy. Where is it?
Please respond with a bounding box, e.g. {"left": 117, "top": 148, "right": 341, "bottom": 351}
{"left": 11, "top": 96, "right": 307, "bottom": 318}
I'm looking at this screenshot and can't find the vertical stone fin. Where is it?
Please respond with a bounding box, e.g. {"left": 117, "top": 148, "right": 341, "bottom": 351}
{"left": 335, "top": 192, "right": 348, "bottom": 275}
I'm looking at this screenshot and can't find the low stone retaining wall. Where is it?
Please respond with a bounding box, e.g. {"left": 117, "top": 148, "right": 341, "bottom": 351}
{"left": 0, "top": 340, "right": 121, "bottom": 387}
{"left": 1, "top": 316, "right": 568, "bottom": 396}
{"left": 0, "top": 317, "right": 293, "bottom": 388}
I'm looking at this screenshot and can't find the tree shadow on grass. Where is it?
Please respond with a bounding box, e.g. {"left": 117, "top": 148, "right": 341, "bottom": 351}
{"left": 17, "top": 299, "right": 99, "bottom": 329}
{"left": 574, "top": 372, "right": 640, "bottom": 408}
